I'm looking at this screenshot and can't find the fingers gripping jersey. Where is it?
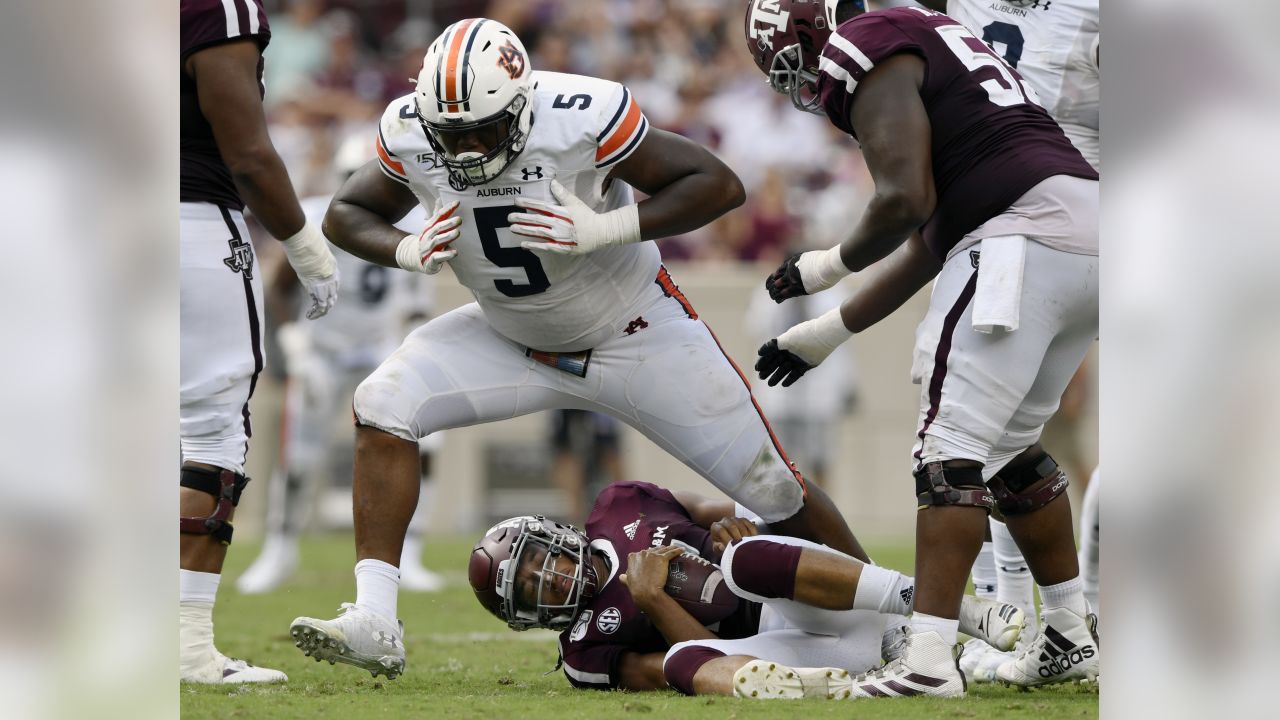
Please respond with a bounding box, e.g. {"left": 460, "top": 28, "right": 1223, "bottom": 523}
{"left": 946, "top": 0, "right": 1099, "bottom": 169}
{"left": 558, "top": 482, "right": 759, "bottom": 690}
{"left": 816, "top": 7, "right": 1097, "bottom": 260}
{"left": 376, "top": 72, "right": 658, "bottom": 352}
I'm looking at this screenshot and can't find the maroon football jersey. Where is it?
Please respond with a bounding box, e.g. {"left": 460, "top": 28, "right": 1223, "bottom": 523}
{"left": 181, "top": 0, "right": 271, "bottom": 210}
{"left": 817, "top": 7, "right": 1098, "bottom": 260}
{"left": 557, "top": 481, "right": 759, "bottom": 690}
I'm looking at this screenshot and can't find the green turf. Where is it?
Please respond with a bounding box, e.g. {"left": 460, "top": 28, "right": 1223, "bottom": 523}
{"left": 181, "top": 534, "right": 1098, "bottom": 719}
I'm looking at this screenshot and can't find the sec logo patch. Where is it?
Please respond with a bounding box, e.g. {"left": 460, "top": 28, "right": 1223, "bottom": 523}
{"left": 596, "top": 607, "right": 622, "bottom": 634}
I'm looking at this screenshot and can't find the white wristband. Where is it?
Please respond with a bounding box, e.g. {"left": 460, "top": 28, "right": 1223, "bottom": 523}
{"left": 778, "top": 307, "right": 854, "bottom": 366}
{"left": 280, "top": 221, "right": 336, "bottom": 279}
{"left": 395, "top": 234, "right": 422, "bottom": 272}
{"left": 796, "top": 245, "right": 851, "bottom": 293}
{"left": 597, "top": 203, "right": 641, "bottom": 247}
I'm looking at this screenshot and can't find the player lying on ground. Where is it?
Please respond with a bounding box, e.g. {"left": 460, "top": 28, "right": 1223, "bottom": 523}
{"left": 469, "top": 481, "right": 1024, "bottom": 697}
{"left": 289, "top": 17, "right": 861, "bottom": 681}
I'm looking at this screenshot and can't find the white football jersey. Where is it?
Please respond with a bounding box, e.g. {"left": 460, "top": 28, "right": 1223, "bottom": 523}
{"left": 947, "top": 0, "right": 1099, "bottom": 169}
{"left": 375, "top": 71, "right": 659, "bottom": 352}
{"left": 298, "top": 195, "right": 432, "bottom": 365}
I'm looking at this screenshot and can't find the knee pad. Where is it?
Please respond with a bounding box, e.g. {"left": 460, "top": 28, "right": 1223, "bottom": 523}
{"left": 180, "top": 466, "right": 250, "bottom": 545}
{"left": 986, "top": 452, "right": 1068, "bottom": 515}
{"left": 914, "top": 462, "right": 994, "bottom": 512}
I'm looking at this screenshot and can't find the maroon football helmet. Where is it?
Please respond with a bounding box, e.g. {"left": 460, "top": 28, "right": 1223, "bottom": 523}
{"left": 468, "top": 515, "right": 599, "bottom": 631}
{"left": 743, "top": 0, "right": 865, "bottom": 113}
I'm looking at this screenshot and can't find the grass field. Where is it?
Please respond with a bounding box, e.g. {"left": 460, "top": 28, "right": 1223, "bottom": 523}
{"left": 181, "top": 534, "right": 1098, "bottom": 719}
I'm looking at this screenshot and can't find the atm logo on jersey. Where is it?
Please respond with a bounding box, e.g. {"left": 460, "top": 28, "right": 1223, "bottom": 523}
{"left": 596, "top": 607, "right": 622, "bottom": 634}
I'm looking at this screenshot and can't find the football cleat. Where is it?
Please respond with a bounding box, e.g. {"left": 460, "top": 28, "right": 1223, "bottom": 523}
{"left": 881, "top": 619, "right": 909, "bottom": 663}
{"left": 236, "top": 536, "right": 299, "bottom": 595}
{"left": 958, "top": 595, "right": 1025, "bottom": 651}
{"left": 732, "top": 659, "right": 853, "bottom": 699}
{"left": 995, "top": 606, "right": 1099, "bottom": 686}
{"left": 848, "top": 631, "right": 966, "bottom": 698}
{"left": 180, "top": 652, "right": 287, "bottom": 684}
{"left": 290, "top": 603, "right": 406, "bottom": 679}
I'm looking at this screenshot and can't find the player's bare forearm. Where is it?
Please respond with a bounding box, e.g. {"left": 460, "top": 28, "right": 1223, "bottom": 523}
{"left": 839, "top": 54, "right": 936, "bottom": 272}
{"left": 187, "top": 40, "right": 305, "bottom": 239}
{"left": 839, "top": 232, "right": 940, "bottom": 333}
{"left": 323, "top": 162, "right": 421, "bottom": 268}
{"left": 670, "top": 491, "right": 736, "bottom": 530}
{"left": 634, "top": 592, "right": 717, "bottom": 646}
{"left": 609, "top": 128, "right": 745, "bottom": 240}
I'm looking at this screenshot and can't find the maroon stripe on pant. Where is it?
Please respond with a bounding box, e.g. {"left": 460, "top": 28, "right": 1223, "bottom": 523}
{"left": 219, "top": 206, "right": 264, "bottom": 464}
{"left": 914, "top": 270, "right": 979, "bottom": 462}
{"left": 664, "top": 645, "right": 725, "bottom": 696}
{"left": 726, "top": 540, "right": 804, "bottom": 600}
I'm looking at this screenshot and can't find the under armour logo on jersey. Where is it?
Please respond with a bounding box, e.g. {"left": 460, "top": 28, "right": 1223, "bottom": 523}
{"left": 624, "top": 317, "right": 649, "bottom": 335}
{"left": 521, "top": 166, "right": 544, "bottom": 181}
{"left": 223, "top": 237, "right": 254, "bottom": 279}
{"left": 623, "top": 518, "right": 640, "bottom": 541}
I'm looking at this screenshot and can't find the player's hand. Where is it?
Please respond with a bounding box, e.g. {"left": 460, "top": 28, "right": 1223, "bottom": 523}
{"left": 618, "top": 545, "right": 685, "bottom": 608}
{"left": 280, "top": 222, "right": 341, "bottom": 319}
{"left": 396, "top": 200, "right": 462, "bottom": 275}
{"left": 508, "top": 179, "right": 640, "bottom": 256}
{"left": 710, "top": 517, "right": 760, "bottom": 559}
{"left": 756, "top": 338, "right": 816, "bottom": 387}
{"left": 755, "top": 308, "right": 853, "bottom": 387}
{"left": 765, "top": 247, "right": 850, "bottom": 303}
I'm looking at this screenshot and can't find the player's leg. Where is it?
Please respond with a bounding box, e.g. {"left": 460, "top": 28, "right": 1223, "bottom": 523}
{"left": 290, "top": 303, "right": 571, "bottom": 678}
{"left": 179, "top": 204, "right": 284, "bottom": 683}
{"left": 593, "top": 271, "right": 864, "bottom": 559}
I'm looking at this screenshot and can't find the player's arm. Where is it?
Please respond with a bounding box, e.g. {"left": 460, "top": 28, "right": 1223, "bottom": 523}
{"left": 620, "top": 547, "right": 717, "bottom": 647}
{"left": 838, "top": 231, "right": 941, "bottom": 333}
{"left": 186, "top": 39, "right": 338, "bottom": 318}
{"left": 671, "top": 491, "right": 761, "bottom": 559}
{"left": 323, "top": 161, "right": 420, "bottom": 268}
{"left": 615, "top": 651, "right": 670, "bottom": 691}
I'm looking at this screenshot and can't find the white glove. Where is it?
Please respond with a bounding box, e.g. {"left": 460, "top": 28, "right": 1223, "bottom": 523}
{"left": 280, "top": 221, "right": 340, "bottom": 319}
{"left": 507, "top": 179, "right": 641, "bottom": 255}
{"left": 396, "top": 200, "right": 462, "bottom": 275}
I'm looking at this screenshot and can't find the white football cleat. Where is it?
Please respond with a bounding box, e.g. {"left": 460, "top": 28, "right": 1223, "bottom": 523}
{"left": 848, "top": 631, "right": 966, "bottom": 698}
{"left": 181, "top": 652, "right": 287, "bottom": 684}
{"left": 290, "top": 603, "right": 406, "bottom": 679}
{"left": 958, "top": 638, "right": 995, "bottom": 684}
{"left": 995, "top": 606, "right": 1099, "bottom": 686}
{"left": 236, "top": 535, "right": 299, "bottom": 595}
{"left": 881, "top": 620, "right": 909, "bottom": 663}
{"left": 958, "top": 595, "right": 1025, "bottom": 651}
{"left": 398, "top": 562, "right": 446, "bottom": 593}
{"left": 732, "top": 659, "right": 853, "bottom": 699}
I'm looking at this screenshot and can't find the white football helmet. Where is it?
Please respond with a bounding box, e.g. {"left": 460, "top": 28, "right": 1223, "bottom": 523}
{"left": 415, "top": 19, "right": 534, "bottom": 187}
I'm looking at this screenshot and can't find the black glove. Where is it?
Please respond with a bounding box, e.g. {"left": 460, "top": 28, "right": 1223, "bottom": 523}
{"left": 764, "top": 252, "right": 807, "bottom": 303}
{"left": 755, "top": 339, "right": 814, "bottom": 387}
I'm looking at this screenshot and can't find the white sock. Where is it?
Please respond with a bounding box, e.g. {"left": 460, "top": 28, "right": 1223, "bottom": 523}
{"left": 179, "top": 601, "right": 219, "bottom": 674}
{"left": 1039, "top": 576, "right": 1088, "bottom": 617}
{"left": 355, "top": 559, "right": 400, "bottom": 622}
{"left": 971, "top": 541, "right": 997, "bottom": 600}
{"left": 1079, "top": 469, "right": 1101, "bottom": 618}
{"left": 992, "top": 519, "right": 1036, "bottom": 622}
{"left": 909, "top": 612, "right": 959, "bottom": 646}
{"left": 853, "top": 564, "right": 915, "bottom": 615}
{"left": 179, "top": 569, "right": 220, "bottom": 604}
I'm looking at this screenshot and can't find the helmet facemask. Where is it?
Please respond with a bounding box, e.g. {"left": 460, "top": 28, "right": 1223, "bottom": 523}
{"left": 769, "top": 43, "right": 823, "bottom": 115}
{"left": 495, "top": 517, "right": 596, "bottom": 631}
{"left": 418, "top": 92, "right": 530, "bottom": 188}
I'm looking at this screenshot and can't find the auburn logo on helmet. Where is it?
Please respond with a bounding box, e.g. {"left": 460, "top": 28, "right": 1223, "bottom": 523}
{"left": 497, "top": 40, "right": 525, "bottom": 80}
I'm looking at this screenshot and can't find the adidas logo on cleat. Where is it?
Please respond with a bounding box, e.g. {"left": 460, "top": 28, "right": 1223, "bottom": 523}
{"left": 1037, "top": 645, "right": 1096, "bottom": 678}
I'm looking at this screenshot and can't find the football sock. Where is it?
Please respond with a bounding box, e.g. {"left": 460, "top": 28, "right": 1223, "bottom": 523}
{"left": 1038, "top": 576, "right": 1088, "bottom": 617}
{"left": 909, "top": 612, "right": 959, "bottom": 646}
{"left": 971, "top": 541, "right": 997, "bottom": 600}
{"left": 664, "top": 645, "right": 726, "bottom": 696}
{"left": 355, "top": 559, "right": 400, "bottom": 623}
{"left": 179, "top": 570, "right": 222, "bottom": 673}
{"left": 992, "top": 519, "right": 1036, "bottom": 622}
{"left": 723, "top": 539, "right": 803, "bottom": 600}
{"left": 180, "top": 569, "right": 220, "bottom": 604}
{"left": 853, "top": 564, "right": 916, "bottom": 615}
{"left": 1079, "top": 470, "right": 1100, "bottom": 619}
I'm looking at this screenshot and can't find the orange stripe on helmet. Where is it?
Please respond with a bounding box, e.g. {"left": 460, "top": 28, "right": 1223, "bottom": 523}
{"left": 596, "top": 97, "right": 642, "bottom": 162}
{"left": 444, "top": 18, "right": 476, "bottom": 112}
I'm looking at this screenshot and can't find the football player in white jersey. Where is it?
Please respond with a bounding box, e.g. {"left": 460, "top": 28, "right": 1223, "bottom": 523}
{"left": 236, "top": 134, "right": 446, "bottom": 595}
{"left": 917, "top": 0, "right": 1098, "bottom": 169}
{"left": 288, "top": 18, "right": 865, "bottom": 680}
{"left": 917, "top": 0, "right": 1099, "bottom": 682}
